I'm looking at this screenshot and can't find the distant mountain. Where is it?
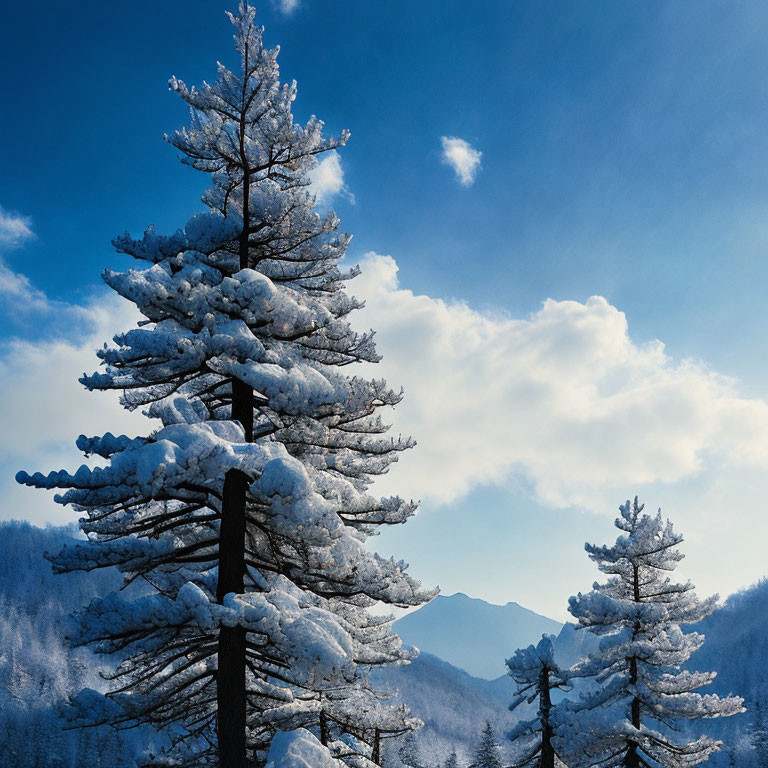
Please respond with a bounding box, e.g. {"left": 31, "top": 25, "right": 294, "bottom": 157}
{"left": 379, "top": 585, "right": 763, "bottom": 767}
{"left": 393, "top": 592, "right": 564, "bottom": 679}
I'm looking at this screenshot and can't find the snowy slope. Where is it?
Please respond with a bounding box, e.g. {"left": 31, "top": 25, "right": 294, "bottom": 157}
{"left": 0, "top": 520, "right": 121, "bottom": 608}
{"left": 393, "top": 592, "right": 564, "bottom": 679}
{"left": 679, "top": 580, "right": 768, "bottom": 767}
{"left": 372, "top": 651, "right": 516, "bottom": 766}
{"left": 0, "top": 522, "right": 154, "bottom": 767}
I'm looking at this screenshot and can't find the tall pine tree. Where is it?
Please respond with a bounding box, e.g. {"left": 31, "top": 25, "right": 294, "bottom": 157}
{"left": 17, "top": 5, "right": 431, "bottom": 767}
{"left": 566, "top": 497, "right": 743, "bottom": 768}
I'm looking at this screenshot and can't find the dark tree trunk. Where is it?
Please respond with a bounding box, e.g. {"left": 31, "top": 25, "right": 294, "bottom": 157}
{"left": 539, "top": 666, "right": 555, "bottom": 768}
{"left": 217, "top": 467, "right": 250, "bottom": 768}
{"left": 319, "top": 712, "right": 330, "bottom": 747}
{"left": 372, "top": 728, "right": 381, "bottom": 766}
{"left": 216, "top": 73, "right": 256, "bottom": 766}
{"left": 626, "top": 656, "right": 641, "bottom": 768}
{"left": 232, "top": 377, "right": 254, "bottom": 441}
{"left": 626, "top": 564, "right": 642, "bottom": 768}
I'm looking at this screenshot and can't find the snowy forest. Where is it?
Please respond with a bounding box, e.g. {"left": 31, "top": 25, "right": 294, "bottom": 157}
{"left": 2, "top": 3, "right": 766, "bottom": 768}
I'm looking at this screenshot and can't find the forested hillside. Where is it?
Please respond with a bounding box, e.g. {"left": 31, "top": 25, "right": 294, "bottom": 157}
{"left": 373, "top": 652, "right": 515, "bottom": 766}
{"left": 0, "top": 522, "right": 154, "bottom": 767}
{"left": 684, "top": 581, "right": 768, "bottom": 766}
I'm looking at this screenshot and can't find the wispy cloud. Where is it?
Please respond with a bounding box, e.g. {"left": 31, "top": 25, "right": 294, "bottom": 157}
{"left": 274, "top": 0, "right": 300, "bottom": 15}
{"left": 308, "top": 150, "right": 355, "bottom": 207}
{"left": 0, "top": 205, "right": 48, "bottom": 310}
{"left": 440, "top": 136, "right": 482, "bottom": 186}
{"left": 0, "top": 207, "right": 145, "bottom": 524}
{"left": 0, "top": 207, "right": 33, "bottom": 247}
{"left": 0, "top": 262, "right": 48, "bottom": 310}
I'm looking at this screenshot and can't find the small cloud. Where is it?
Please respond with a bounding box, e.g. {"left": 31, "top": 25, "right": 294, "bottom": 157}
{"left": 0, "top": 206, "right": 33, "bottom": 248}
{"left": 275, "top": 0, "right": 300, "bottom": 14}
{"left": 440, "top": 136, "right": 482, "bottom": 186}
{"left": 308, "top": 151, "right": 355, "bottom": 207}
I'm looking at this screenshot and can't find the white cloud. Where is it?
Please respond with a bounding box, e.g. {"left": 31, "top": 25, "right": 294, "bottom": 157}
{"left": 6, "top": 246, "right": 768, "bottom": 608}
{"left": 351, "top": 252, "right": 768, "bottom": 512}
{"left": 440, "top": 136, "right": 482, "bottom": 186}
{"left": 0, "top": 207, "right": 33, "bottom": 247}
{"left": 308, "top": 151, "right": 354, "bottom": 206}
{"left": 0, "top": 294, "right": 144, "bottom": 462}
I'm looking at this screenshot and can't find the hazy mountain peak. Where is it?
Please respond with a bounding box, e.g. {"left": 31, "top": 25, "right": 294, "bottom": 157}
{"left": 393, "top": 592, "right": 563, "bottom": 679}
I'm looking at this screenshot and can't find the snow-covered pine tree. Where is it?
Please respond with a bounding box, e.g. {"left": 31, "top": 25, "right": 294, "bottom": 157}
{"left": 17, "top": 5, "right": 431, "bottom": 767}
{"left": 473, "top": 722, "right": 503, "bottom": 768}
{"left": 398, "top": 732, "right": 426, "bottom": 768}
{"left": 507, "top": 634, "right": 570, "bottom": 768}
{"left": 565, "top": 497, "right": 743, "bottom": 768}
{"left": 445, "top": 748, "right": 460, "bottom": 768}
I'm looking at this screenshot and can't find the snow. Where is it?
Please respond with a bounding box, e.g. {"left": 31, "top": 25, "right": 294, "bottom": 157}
{"left": 266, "top": 729, "right": 344, "bottom": 768}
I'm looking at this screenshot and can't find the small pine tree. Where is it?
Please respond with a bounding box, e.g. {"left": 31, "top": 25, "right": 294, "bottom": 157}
{"left": 399, "top": 731, "right": 426, "bottom": 768}
{"left": 445, "top": 749, "right": 460, "bottom": 768}
{"left": 507, "top": 634, "right": 570, "bottom": 768}
{"left": 473, "top": 722, "right": 502, "bottom": 768}
{"left": 566, "top": 497, "right": 744, "bottom": 768}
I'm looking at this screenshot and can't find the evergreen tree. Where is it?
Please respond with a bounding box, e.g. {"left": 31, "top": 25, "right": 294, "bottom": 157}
{"left": 445, "top": 749, "right": 460, "bottom": 768}
{"left": 472, "top": 722, "right": 502, "bottom": 768}
{"left": 566, "top": 497, "right": 743, "bottom": 768}
{"left": 507, "top": 634, "right": 570, "bottom": 768}
{"left": 17, "top": 5, "right": 430, "bottom": 767}
{"left": 398, "top": 732, "right": 426, "bottom": 768}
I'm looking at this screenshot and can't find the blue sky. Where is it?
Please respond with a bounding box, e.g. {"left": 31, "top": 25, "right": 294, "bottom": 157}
{"left": 4, "top": 1, "right": 768, "bottom": 620}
